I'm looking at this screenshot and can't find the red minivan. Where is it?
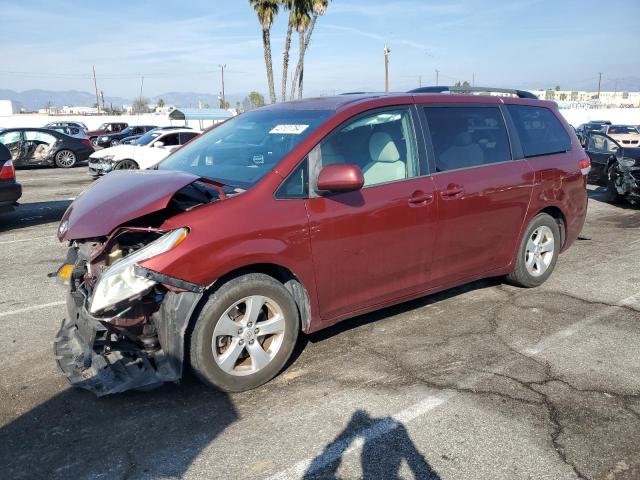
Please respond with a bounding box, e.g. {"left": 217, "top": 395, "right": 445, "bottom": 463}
{"left": 54, "top": 88, "right": 589, "bottom": 395}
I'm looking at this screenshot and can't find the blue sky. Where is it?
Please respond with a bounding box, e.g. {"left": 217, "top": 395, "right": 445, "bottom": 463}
{"left": 1, "top": 0, "right": 639, "bottom": 99}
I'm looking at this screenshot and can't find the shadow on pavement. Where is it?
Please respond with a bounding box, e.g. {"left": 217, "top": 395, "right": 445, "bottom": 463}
{"left": 0, "top": 379, "right": 237, "bottom": 479}
{"left": 303, "top": 410, "right": 440, "bottom": 479}
{"left": 0, "top": 199, "right": 71, "bottom": 232}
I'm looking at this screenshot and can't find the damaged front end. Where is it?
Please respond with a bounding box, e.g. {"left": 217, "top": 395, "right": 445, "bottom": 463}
{"left": 54, "top": 228, "right": 203, "bottom": 396}
{"left": 52, "top": 172, "right": 231, "bottom": 396}
{"left": 613, "top": 149, "right": 640, "bottom": 203}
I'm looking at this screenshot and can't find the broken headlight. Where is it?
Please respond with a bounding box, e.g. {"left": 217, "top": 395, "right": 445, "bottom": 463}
{"left": 89, "top": 228, "right": 188, "bottom": 315}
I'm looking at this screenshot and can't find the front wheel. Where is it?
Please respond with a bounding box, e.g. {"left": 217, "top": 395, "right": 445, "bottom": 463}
{"left": 113, "top": 159, "right": 138, "bottom": 170}
{"left": 54, "top": 149, "right": 77, "bottom": 168}
{"left": 506, "top": 213, "right": 560, "bottom": 288}
{"left": 190, "top": 273, "right": 300, "bottom": 392}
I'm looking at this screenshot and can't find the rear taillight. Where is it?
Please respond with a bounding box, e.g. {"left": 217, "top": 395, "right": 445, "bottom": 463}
{"left": 82, "top": 139, "right": 92, "bottom": 148}
{"left": 579, "top": 157, "right": 591, "bottom": 176}
{"left": 0, "top": 160, "right": 15, "bottom": 180}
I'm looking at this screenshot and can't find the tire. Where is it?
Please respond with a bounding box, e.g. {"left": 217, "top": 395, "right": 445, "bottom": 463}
{"left": 54, "top": 149, "right": 77, "bottom": 168}
{"left": 110, "top": 140, "right": 119, "bottom": 147}
{"left": 604, "top": 164, "right": 621, "bottom": 203}
{"left": 190, "top": 273, "right": 300, "bottom": 392}
{"left": 90, "top": 137, "right": 98, "bottom": 147}
{"left": 506, "top": 213, "right": 561, "bottom": 288}
{"left": 113, "top": 159, "right": 138, "bottom": 170}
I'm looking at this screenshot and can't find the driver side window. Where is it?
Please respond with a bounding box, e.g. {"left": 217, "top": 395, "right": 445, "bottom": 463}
{"left": 318, "top": 108, "right": 419, "bottom": 187}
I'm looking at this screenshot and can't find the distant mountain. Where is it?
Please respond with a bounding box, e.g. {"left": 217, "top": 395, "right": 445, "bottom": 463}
{"left": 0, "top": 89, "right": 247, "bottom": 111}
{"left": 0, "top": 89, "right": 128, "bottom": 111}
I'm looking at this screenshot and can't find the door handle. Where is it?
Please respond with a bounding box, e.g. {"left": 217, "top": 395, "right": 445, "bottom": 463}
{"left": 408, "top": 191, "right": 434, "bottom": 205}
{"left": 441, "top": 186, "right": 464, "bottom": 199}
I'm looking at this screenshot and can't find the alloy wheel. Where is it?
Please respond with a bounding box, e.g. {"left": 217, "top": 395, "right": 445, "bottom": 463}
{"left": 525, "top": 225, "right": 555, "bottom": 277}
{"left": 55, "top": 150, "right": 76, "bottom": 168}
{"left": 212, "top": 295, "right": 286, "bottom": 376}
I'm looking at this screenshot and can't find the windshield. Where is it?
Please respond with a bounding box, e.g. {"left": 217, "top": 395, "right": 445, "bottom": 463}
{"left": 158, "top": 109, "right": 333, "bottom": 188}
{"left": 120, "top": 127, "right": 134, "bottom": 135}
{"left": 134, "top": 130, "right": 163, "bottom": 145}
{"left": 608, "top": 126, "right": 638, "bottom": 135}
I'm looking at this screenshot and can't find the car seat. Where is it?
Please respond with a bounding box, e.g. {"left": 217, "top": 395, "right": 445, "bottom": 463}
{"left": 363, "top": 132, "right": 406, "bottom": 185}
{"left": 438, "top": 132, "right": 484, "bottom": 170}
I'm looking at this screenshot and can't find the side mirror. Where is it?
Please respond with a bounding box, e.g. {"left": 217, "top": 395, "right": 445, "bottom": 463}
{"left": 316, "top": 164, "right": 364, "bottom": 194}
{"left": 153, "top": 141, "right": 164, "bottom": 148}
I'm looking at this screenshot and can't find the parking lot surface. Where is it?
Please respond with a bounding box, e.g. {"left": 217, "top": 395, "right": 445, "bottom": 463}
{"left": 1, "top": 166, "right": 639, "bottom": 480}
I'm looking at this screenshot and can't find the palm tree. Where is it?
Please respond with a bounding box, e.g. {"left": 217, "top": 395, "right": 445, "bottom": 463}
{"left": 281, "top": 0, "right": 295, "bottom": 102}
{"left": 290, "top": 0, "right": 329, "bottom": 100}
{"left": 250, "top": 0, "right": 280, "bottom": 104}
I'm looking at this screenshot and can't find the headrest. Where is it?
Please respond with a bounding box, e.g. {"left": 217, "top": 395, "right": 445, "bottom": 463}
{"left": 369, "top": 132, "right": 400, "bottom": 163}
{"left": 455, "top": 132, "right": 472, "bottom": 146}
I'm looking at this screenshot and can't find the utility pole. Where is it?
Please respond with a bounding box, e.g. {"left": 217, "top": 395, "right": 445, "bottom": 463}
{"left": 418, "top": 75, "right": 422, "bottom": 87}
{"left": 383, "top": 46, "right": 391, "bottom": 92}
{"left": 435, "top": 69, "right": 440, "bottom": 85}
{"left": 597, "top": 72, "right": 603, "bottom": 99}
{"left": 472, "top": 73, "right": 475, "bottom": 87}
{"left": 92, "top": 65, "right": 101, "bottom": 114}
{"left": 219, "top": 64, "right": 226, "bottom": 108}
{"left": 100, "top": 90, "right": 105, "bottom": 112}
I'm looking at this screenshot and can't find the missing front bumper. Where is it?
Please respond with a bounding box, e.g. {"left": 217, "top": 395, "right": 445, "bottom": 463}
{"left": 54, "top": 290, "right": 203, "bottom": 396}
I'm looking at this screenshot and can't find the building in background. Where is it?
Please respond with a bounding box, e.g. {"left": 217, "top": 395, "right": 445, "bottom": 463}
{"left": 0, "top": 100, "right": 14, "bottom": 117}
{"left": 532, "top": 90, "right": 640, "bottom": 108}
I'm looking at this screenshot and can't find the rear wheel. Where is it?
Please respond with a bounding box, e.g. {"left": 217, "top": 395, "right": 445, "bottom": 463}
{"left": 506, "top": 213, "right": 560, "bottom": 288}
{"left": 113, "top": 159, "right": 138, "bottom": 170}
{"left": 54, "top": 150, "right": 77, "bottom": 168}
{"left": 190, "top": 273, "right": 299, "bottom": 392}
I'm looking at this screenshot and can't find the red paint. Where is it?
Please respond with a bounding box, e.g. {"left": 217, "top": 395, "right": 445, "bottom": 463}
{"left": 316, "top": 164, "right": 364, "bottom": 192}
{"left": 63, "top": 93, "right": 588, "bottom": 334}
{"left": 58, "top": 170, "right": 199, "bottom": 241}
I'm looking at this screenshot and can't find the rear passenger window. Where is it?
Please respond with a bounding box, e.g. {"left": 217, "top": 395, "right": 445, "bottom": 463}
{"left": 422, "top": 107, "right": 511, "bottom": 172}
{"left": 507, "top": 105, "right": 571, "bottom": 158}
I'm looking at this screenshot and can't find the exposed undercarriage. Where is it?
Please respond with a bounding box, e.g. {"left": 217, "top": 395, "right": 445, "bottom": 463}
{"left": 54, "top": 231, "right": 203, "bottom": 396}
{"left": 53, "top": 180, "right": 226, "bottom": 395}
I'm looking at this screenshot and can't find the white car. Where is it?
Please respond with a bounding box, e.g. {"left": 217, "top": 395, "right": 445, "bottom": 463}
{"left": 87, "top": 128, "right": 199, "bottom": 176}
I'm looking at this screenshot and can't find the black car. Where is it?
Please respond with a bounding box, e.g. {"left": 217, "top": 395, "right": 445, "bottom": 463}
{"left": 94, "top": 125, "right": 157, "bottom": 148}
{"left": 0, "top": 143, "right": 22, "bottom": 212}
{"left": 118, "top": 126, "right": 192, "bottom": 146}
{"left": 0, "top": 128, "right": 94, "bottom": 168}
{"left": 586, "top": 132, "right": 640, "bottom": 203}
{"left": 576, "top": 121, "right": 612, "bottom": 147}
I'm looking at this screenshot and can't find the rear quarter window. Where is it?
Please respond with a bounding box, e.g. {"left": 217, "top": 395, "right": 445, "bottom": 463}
{"left": 507, "top": 105, "right": 571, "bottom": 157}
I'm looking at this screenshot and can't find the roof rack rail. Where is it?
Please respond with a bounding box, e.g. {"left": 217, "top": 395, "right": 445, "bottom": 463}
{"left": 408, "top": 86, "right": 538, "bottom": 99}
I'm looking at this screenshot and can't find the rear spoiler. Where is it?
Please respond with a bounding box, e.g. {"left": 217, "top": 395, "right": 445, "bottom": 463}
{"left": 409, "top": 86, "right": 538, "bottom": 99}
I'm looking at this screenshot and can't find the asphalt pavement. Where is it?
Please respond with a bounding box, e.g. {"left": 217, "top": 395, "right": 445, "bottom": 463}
{"left": 0, "top": 166, "right": 639, "bottom": 480}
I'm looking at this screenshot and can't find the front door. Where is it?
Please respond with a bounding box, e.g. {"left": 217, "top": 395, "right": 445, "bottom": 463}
{"left": 586, "top": 133, "right": 619, "bottom": 183}
{"left": 420, "top": 105, "right": 534, "bottom": 285}
{"left": 305, "top": 107, "right": 438, "bottom": 321}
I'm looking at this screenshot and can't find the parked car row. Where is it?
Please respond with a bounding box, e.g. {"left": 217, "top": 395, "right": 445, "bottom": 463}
{"left": 88, "top": 127, "right": 199, "bottom": 176}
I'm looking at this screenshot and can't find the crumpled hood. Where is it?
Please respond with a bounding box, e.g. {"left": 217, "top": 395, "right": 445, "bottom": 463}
{"left": 58, "top": 170, "right": 200, "bottom": 241}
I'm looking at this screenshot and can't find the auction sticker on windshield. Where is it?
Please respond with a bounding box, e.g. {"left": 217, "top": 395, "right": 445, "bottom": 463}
{"left": 269, "top": 124, "right": 309, "bottom": 135}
